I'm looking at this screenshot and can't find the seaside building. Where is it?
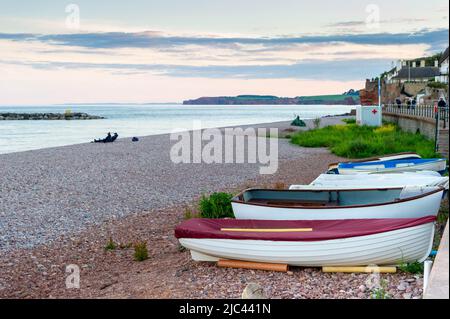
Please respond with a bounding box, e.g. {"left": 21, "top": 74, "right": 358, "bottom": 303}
{"left": 385, "top": 59, "right": 440, "bottom": 84}
{"left": 436, "top": 47, "right": 449, "bottom": 84}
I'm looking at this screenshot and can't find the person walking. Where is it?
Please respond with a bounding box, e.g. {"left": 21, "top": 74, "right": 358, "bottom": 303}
{"left": 411, "top": 98, "right": 417, "bottom": 110}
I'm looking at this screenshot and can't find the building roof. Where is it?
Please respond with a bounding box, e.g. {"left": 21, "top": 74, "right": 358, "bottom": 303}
{"left": 393, "top": 67, "right": 440, "bottom": 79}
{"left": 440, "top": 47, "right": 449, "bottom": 64}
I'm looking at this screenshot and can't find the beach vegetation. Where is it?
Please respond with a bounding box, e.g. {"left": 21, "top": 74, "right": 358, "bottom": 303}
{"left": 342, "top": 118, "right": 356, "bottom": 125}
{"left": 105, "top": 237, "right": 117, "bottom": 251}
{"left": 199, "top": 192, "right": 234, "bottom": 219}
{"left": 398, "top": 261, "right": 424, "bottom": 274}
{"left": 133, "top": 241, "right": 149, "bottom": 261}
{"left": 290, "top": 123, "right": 438, "bottom": 158}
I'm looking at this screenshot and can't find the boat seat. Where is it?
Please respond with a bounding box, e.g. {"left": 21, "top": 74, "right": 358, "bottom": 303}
{"left": 248, "top": 199, "right": 337, "bottom": 207}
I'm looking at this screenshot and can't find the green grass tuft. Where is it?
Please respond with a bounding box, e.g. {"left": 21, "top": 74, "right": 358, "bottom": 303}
{"left": 291, "top": 123, "right": 438, "bottom": 159}
{"left": 133, "top": 241, "right": 149, "bottom": 261}
{"left": 199, "top": 192, "right": 235, "bottom": 219}
{"left": 105, "top": 237, "right": 117, "bottom": 251}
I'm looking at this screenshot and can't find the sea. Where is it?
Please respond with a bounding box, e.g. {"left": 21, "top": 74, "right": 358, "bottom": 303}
{"left": 0, "top": 104, "right": 355, "bottom": 154}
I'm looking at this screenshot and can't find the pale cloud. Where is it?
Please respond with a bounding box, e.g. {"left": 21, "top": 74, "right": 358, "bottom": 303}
{"left": 0, "top": 62, "right": 363, "bottom": 105}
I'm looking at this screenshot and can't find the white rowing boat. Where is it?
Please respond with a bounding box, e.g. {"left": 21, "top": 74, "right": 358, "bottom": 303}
{"left": 175, "top": 217, "right": 435, "bottom": 266}
{"left": 330, "top": 158, "right": 447, "bottom": 175}
{"left": 327, "top": 152, "right": 422, "bottom": 172}
{"left": 289, "top": 173, "right": 449, "bottom": 191}
{"left": 231, "top": 187, "right": 443, "bottom": 220}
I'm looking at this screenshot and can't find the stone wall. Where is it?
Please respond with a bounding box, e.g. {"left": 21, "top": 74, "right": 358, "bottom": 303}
{"left": 383, "top": 112, "right": 437, "bottom": 140}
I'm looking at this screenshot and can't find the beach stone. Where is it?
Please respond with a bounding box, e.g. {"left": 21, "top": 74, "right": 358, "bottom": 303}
{"left": 403, "top": 293, "right": 412, "bottom": 299}
{"left": 242, "top": 283, "right": 265, "bottom": 299}
{"left": 358, "top": 285, "right": 366, "bottom": 292}
{"left": 397, "top": 282, "right": 408, "bottom": 291}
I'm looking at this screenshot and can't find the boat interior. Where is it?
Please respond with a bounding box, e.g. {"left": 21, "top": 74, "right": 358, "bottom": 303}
{"left": 234, "top": 187, "right": 436, "bottom": 207}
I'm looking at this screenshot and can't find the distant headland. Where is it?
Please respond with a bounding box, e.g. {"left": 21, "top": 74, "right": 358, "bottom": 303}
{"left": 183, "top": 90, "right": 360, "bottom": 105}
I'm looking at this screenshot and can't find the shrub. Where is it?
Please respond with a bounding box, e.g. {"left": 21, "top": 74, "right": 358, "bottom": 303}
{"left": 105, "top": 237, "right": 117, "bottom": 251}
{"left": 133, "top": 241, "right": 149, "bottom": 261}
{"left": 398, "top": 261, "right": 424, "bottom": 274}
{"left": 199, "top": 192, "right": 234, "bottom": 219}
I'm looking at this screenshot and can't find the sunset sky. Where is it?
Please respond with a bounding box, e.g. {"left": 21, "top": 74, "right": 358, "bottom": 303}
{"left": 0, "top": 0, "right": 448, "bottom": 105}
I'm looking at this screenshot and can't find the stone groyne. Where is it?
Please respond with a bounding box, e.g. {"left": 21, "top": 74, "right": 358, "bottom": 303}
{"left": 0, "top": 112, "right": 105, "bottom": 120}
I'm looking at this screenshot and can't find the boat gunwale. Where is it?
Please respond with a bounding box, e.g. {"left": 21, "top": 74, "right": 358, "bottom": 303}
{"left": 231, "top": 186, "right": 444, "bottom": 210}
{"left": 327, "top": 152, "right": 421, "bottom": 168}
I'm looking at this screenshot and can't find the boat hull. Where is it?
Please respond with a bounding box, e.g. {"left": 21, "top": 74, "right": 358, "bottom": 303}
{"left": 179, "top": 223, "right": 435, "bottom": 266}
{"left": 336, "top": 160, "right": 447, "bottom": 175}
{"left": 232, "top": 189, "right": 443, "bottom": 220}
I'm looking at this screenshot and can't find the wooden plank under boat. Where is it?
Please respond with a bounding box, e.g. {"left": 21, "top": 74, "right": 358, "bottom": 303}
{"left": 231, "top": 187, "right": 444, "bottom": 220}
{"left": 175, "top": 216, "right": 436, "bottom": 267}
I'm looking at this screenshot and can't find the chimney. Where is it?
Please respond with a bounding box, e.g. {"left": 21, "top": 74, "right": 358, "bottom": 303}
{"left": 435, "top": 60, "right": 439, "bottom": 67}
{"left": 420, "top": 60, "right": 426, "bottom": 67}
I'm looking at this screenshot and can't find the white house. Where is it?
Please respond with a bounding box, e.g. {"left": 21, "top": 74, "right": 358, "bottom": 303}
{"left": 436, "top": 47, "right": 449, "bottom": 84}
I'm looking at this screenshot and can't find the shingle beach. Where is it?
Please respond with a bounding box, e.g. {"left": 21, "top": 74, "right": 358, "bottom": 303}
{"left": 0, "top": 117, "right": 430, "bottom": 299}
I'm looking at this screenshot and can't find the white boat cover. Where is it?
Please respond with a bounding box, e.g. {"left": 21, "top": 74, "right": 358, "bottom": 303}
{"left": 289, "top": 173, "right": 449, "bottom": 190}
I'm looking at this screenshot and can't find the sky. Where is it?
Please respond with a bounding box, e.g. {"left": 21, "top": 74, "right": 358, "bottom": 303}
{"left": 0, "top": 0, "right": 448, "bottom": 105}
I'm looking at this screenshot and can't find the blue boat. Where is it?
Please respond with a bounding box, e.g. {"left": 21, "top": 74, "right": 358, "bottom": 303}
{"left": 332, "top": 158, "right": 447, "bottom": 175}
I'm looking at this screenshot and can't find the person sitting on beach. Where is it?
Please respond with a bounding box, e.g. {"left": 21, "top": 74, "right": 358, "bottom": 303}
{"left": 110, "top": 133, "right": 118, "bottom": 142}
{"left": 93, "top": 132, "right": 112, "bottom": 143}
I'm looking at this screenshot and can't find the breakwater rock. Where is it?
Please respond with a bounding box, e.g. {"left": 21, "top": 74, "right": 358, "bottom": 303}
{"left": 0, "top": 112, "right": 105, "bottom": 120}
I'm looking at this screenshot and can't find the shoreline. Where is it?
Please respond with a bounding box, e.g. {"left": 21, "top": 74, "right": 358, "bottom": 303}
{"left": 0, "top": 111, "right": 354, "bottom": 156}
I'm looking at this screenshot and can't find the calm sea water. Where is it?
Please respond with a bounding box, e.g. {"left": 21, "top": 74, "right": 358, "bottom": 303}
{"left": 0, "top": 104, "right": 355, "bottom": 154}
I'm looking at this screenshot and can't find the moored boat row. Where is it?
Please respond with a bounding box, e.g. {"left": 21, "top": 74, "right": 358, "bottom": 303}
{"left": 176, "top": 152, "right": 447, "bottom": 267}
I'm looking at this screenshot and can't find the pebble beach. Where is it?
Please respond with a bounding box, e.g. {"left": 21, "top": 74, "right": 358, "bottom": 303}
{"left": 0, "top": 117, "right": 428, "bottom": 299}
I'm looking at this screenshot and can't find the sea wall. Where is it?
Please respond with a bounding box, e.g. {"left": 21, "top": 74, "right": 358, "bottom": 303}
{"left": 0, "top": 112, "right": 105, "bottom": 120}
{"left": 383, "top": 112, "right": 436, "bottom": 139}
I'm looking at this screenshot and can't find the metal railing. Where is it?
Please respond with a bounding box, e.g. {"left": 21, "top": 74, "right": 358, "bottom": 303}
{"left": 383, "top": 104, "right": 449, "bottom": 129}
